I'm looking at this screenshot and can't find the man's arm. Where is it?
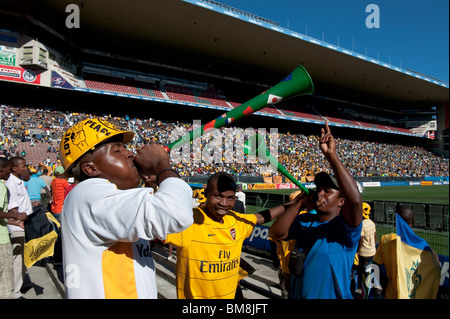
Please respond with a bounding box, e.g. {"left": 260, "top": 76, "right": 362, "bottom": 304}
{"left": 0, "top": 209, "right": 27, "bottom": 220}
{"left": 44, "top": 185, "right": 51, "bottom": 197}
{"left": 254, "top": 194, "right": 304, "bottom": 225}
{"left": 268, "top": 191, "right": 315, "bottom": 240}
{"left": 0, "top": 207, "right": 27, "bottom": 229}
{"left": 43, "top": 185, "right": 52, "bottom": 202}
{"left": 320, "top": 122, "right": 362, "bottom": 227}
{"left": 254, "top": 206, "right": 281, "bottom": 225}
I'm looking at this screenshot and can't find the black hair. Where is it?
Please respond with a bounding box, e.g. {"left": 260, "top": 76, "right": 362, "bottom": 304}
{"left": 9, "top": 156, "right": 25, "bottom": 167}
{"left": 205, "top": 172, "right": 236, "bottom": 195}
{"left": 0, "top": 157, "right": 10, "bottom": 168}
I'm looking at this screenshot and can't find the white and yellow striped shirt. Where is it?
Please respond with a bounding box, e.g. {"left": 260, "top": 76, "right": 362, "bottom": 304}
{"left": 61, "top": 177, "right": 193, "bottom": 299}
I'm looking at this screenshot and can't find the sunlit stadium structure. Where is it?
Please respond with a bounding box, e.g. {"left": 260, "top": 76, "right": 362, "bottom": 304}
{"left": 1, "top": 1, "right": 448, "bottom": 299}
{"left": 1, "top": 0, "right": 448, "bottom": 158}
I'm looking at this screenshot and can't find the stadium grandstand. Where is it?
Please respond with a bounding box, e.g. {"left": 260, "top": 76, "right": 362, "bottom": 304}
{"left": 0, "top": 0, "right": 448, "bottom": 301}
{"left": 0, "top": 0, "right": 448, "bottom": 179}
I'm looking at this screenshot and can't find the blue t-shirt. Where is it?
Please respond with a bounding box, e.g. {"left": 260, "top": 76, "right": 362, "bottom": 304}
{"left": 25, "top": 174, "right": 47, "bottom": 201}
{"left": 287, "top": 213, "right": 361, "bottom": 299}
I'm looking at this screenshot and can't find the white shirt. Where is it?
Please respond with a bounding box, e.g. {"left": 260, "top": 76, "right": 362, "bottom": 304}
{"left": 61, "top": 177, "right": 193, "bottom": 299}
{"left": 236, "top": 191, "right": 246, "bottom": 206}
{"left": 5, "top": 173, "right": 33, "bottom": 233}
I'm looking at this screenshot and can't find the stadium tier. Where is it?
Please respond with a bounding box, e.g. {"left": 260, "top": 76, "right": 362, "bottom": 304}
{"left": 1, "top": 104, "right": 448, "bottom": 179}
{"left": 78, "top": 71, "right": 421, "bottom": 136}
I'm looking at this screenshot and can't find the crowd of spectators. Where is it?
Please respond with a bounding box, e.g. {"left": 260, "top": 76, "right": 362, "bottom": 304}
{"left": 1, "top": 104, "right": 448, "bottom": 179}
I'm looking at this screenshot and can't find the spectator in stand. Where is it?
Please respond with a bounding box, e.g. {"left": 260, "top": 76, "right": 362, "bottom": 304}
{"left": 235, "top": 184, "right": 246, "bottom": 207}
{"left": 25, "top": 168, "right": 52, "bottom": 209}
{"left": 50, "top": 166, "right": 69, "bottom": 222}
{"left": 354, "top": 202, "right": 379, "bottom": 298}
{"left": 373, "top": 205, "right": 441, "bottom": 299}
{"left": 39, "top": 168, "right": 53, "bottom": 211}
{"left": 164, "top": 172, "right": 294, "bottom": 299}
{"left": 64, "top": 176, "right": 78, "bottom": 199}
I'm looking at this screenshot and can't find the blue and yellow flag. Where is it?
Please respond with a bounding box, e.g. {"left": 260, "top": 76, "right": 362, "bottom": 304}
{"left": 395, "top": 214, "right": 441, "bottom": 299}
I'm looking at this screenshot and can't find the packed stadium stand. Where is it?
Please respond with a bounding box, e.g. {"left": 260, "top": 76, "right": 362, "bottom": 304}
{"left": 2, "top": 104, "right": 448, "bottom": 181}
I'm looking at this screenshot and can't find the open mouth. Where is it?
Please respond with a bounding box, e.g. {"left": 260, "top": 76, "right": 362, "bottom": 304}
{"left": 215, "top": 208, "right": 228, "bottom": 215}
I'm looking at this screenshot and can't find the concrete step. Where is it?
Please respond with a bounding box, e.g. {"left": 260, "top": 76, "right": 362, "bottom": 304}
{"left": 35, "top": 243, "right": 283, "bottom": 299}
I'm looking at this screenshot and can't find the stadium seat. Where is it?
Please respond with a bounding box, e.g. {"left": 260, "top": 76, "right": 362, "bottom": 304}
{"left": 17, "top": 141, "right": 59, "bottom": 168}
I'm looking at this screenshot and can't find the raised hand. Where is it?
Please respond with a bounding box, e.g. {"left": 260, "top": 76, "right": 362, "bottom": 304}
{"left": 319, "top": 122, "right": 336, "bottom": 157}
{"left": 134, "top": 144, "right": 171, "bottom": 176}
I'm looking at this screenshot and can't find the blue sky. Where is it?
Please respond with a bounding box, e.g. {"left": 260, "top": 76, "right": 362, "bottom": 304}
{"left": 218, "top": 0, "right": 449, "bottom": 83}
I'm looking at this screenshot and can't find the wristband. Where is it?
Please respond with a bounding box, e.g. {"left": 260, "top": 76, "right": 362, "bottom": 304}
{"left": 259, "top": 209, "right": 271, "bottom": 224}
{"left": 156, "top": 168, "right": 180, "bottom": 186}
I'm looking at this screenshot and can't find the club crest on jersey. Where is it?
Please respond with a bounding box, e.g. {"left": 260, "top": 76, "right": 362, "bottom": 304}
{"left": 230, "top": 228, "right": 236, "bottom": 240}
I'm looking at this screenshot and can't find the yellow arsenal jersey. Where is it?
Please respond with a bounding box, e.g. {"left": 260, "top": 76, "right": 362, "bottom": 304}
{"left": 165, "top": 204, "right": 257, "bottom": 299}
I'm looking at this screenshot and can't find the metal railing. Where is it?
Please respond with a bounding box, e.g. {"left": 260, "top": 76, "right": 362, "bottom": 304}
{"left": 245, "top": 192, "right": 449, "bottom": 256}
{"left": 371, "top": 200, "right": 449, "bottom": 256}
